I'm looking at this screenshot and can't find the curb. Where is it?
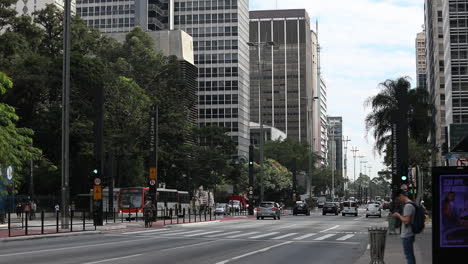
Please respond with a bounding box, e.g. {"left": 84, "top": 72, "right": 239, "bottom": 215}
{"left": 166, "top": 220, "right": 221, "bottom": 227}
{"left": 0, "top": 231, "right": 102, "bottom": 242}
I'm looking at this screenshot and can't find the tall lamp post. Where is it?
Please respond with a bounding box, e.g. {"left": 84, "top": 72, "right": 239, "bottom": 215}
{"left": 350, "top": 147, "right": 359, "bottom": 183}
{"left": 247, "top": 40, "right": 275, "bottom": 203}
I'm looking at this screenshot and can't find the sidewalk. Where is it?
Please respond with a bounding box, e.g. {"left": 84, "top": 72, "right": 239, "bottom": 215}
{"left": 354, "top": 223, "right": 432, "bottom": 264}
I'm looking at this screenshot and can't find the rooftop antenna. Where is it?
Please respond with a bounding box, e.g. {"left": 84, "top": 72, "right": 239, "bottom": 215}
{"left": 275, "top": 0, "right": 278, "bottom": 9}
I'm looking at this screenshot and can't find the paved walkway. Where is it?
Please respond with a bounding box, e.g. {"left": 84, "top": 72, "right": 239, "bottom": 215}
{"left": 355, "top": 223, "right": 432, "bottom": 264}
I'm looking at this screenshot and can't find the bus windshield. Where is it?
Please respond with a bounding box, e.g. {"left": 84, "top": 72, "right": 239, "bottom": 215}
{"left": 120, "top": 189, "right": 143, "bottom": 209}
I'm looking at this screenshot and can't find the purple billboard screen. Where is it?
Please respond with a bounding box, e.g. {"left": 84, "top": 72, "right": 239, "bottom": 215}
{"left": 440, "top": 174, "right": 468, "bottom": 248}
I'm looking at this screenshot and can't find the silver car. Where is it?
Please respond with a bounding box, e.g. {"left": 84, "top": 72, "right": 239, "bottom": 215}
{"left": 256, "top": 201, "right": 281, "bottom": 220}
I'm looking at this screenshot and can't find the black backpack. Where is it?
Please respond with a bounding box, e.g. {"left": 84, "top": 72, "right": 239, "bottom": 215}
{"left": 407, "top": 201, "right": 425, "bottom": 234}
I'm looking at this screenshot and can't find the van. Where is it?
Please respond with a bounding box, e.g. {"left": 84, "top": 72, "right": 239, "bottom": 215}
{"left": 342, "top": 201, "right": 358, "bottom": 216}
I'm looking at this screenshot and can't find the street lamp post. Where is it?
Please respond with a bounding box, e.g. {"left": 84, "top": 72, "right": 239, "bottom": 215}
{"left": 358, "top": 156, "right": 365, "bottom": 175}
{"left": 351, "top": 147, "right": 359, "bottom": 183}
{"left": 247, "top": 41, "right": 275, "bottom": 203}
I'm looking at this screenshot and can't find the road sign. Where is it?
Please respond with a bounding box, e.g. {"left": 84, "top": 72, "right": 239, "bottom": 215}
{"left": 93, "top": 185, "right": 102, "bottom": 200}
{"left": 149, "top": 167, "right": 157, "bottom": 180}
{"left": 94, "top": 178, "right": 101, "bottom": 186}
{"left": 149, "top": 179, "right": 156, "bottom": 186}
{"left": 6, "top": 166, "right": 13, "bottom": 180}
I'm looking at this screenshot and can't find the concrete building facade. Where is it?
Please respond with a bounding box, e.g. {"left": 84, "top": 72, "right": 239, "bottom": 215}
{"left": 327, "top": 116, "right": 343, "bottom": 176}
{"left": 442, "top": 0, "right": 468, "bottom": 151}
{"left": 14, "top": 0, "right": 76, "bottom": 15}
{"left": 416, "top": 31, "right": 427, "bottom": 90}
{"left": 248, "top": 9, "right": 317, "bottom": 149}
{"left": 174, "top": 0, "right": 251, "bottom": 157}
{"left": 425, "top": 0, "right": 446, "bottom": 166}
{"left": 249, "top": 122, "right": 287, "bottom": 147}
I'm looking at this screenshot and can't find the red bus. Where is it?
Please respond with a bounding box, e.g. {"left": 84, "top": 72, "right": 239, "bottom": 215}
{"left": 117, "top": 187, "right": 190, "bottom": 219}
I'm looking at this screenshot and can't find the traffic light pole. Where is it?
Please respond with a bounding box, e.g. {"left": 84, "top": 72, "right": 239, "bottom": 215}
{"left": 248, "top": 145, "right": 254, "bottom": 215}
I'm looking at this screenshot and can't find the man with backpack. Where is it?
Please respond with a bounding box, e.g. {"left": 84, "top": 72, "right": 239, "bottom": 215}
{"left": 392, "top": 189, "right": 425, "bottom": 264}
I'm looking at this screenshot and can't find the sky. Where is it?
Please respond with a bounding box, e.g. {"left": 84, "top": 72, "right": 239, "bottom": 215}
{"left": 249, "top": 0, "right": 425, "bottom": 179}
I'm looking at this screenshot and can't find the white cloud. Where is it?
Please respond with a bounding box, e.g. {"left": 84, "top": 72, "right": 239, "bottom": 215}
{"left": 251, "top": 0, "right": 424, "bottom": 178}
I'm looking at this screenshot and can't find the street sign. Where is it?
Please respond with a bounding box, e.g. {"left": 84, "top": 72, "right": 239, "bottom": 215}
{"left": 6, "top": 166, "right": 13, "bottom": 180}
{"left": 93, "top": 185, "right": 102, "bottom": 200}
{"left": 149, "top": 167, "right": 157, "bottom": 180}
{"left": 94, "top": 178, "right": 101, "bottom": 186}
{"left": 149, "top": 179, "right": 156, "bottom": 186}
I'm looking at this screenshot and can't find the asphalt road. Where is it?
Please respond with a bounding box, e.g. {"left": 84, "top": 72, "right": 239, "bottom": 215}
{"left": 0, "top": 208, "right": 387, "bottom": 264}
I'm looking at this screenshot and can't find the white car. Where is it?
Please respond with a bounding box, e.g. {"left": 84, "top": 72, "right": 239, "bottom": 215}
{"left": 342, "top": 201, "right": 358, "bottom": 216}
{"left": 366, "top": 203, "right": 382, "bottom": 218}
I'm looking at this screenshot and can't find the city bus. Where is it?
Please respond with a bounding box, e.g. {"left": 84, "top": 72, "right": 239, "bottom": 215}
{"left": 117, "top": 187, "right": 190, "bottom": 219}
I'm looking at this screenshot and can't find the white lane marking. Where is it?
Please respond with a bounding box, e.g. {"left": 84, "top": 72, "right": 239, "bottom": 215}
{"left": 82, "top": 254, "right": 142, "bottom": 264}
{"left": 227, "top": 232, "right": 259, "bottom": 238}
{"left": 314, "top": 234, "right": 336, "bottom": 241}
{"left": 293, "top": 233, "right": 317, "bottom": 240}
{"left": 215, "top": 241, "right": 293, "bottom": 264}
{"left": 205, "top": 231, "right": 241, "bottom": 238}
{"left": 121, "top": 229, "right": 170, "bottom": 235}
{"left": 271, "top": 233, "right": 298, "bottom": 240}
{"left": 249, "top": 232, "right": 279, "bottom": 239}
{"left": 161, "top": 230, "right": 204, "bottom": 236}
{"left": 0, "top": 237, "right": 157, "bottom": 257}
{"left": 319, "top": 225, "right": 340, "bottom": 233}
{"left": 269, "top": 224, "right": 297, "bottom": 231}
{"left": 336, "top": 234, "right": 355, "bottom": 241}
{"left": 160, "top": 240, "right": 218, "bottom": 252}
{"left": 185, "top": 231, "right": 223, "bottom": 237}
{"left": 353, "top": 216, "right": 365, "bottom": 220}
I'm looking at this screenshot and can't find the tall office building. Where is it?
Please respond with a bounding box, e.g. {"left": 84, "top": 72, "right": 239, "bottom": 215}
{"left": 425, "top": 0, "right": 446, "bottom": 166}
{"left": 416, "top": 31, "right": 427, "bottom": 90}
{"left": 319, "top": 77, "right": 328, "bottom": 166}
{"left": 174, "top": 0, "right": 251, "bottom": 157}
{"left": 327, "top": 116, "right": 343, "bottom": 175}
{"left": 14, "top": 0, "right": 76, "bottom": 15}
{"left": 248, "top": 9, "right": 317, "bottom": 149}
{"left": 442, "top": 0, "right": 468, "bottom": 152}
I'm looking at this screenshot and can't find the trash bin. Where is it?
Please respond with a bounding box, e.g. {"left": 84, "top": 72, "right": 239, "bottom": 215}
{"left": 387, "top": 214, "right": 396, "bottom": 234}
{"left": 368, "top": 226, "right": 388, "bottom": 264}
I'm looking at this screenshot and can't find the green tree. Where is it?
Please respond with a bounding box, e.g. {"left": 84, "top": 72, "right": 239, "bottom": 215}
{"left": 0, "top": 72, "right": 42, "bottom": 194}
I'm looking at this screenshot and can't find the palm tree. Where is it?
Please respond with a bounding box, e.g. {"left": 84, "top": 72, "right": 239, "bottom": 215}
{"left": 364, "top": 77, "right": 411, "bottom": 154}
{"left": 365, "top": 77, "right": 433, "bottom": 153}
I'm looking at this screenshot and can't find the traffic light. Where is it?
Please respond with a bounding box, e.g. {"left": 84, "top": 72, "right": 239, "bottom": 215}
{"left": 93, "top": 169, "right": 98, "bottom": 174}
{"left": 401, "top": 175, "right": 407, "bottom": 181}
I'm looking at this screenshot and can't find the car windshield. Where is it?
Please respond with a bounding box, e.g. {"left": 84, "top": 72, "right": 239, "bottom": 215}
{"left": 217, "top": 204, "right": 226, "bottom": 208}
{"left": 260, "top": 203, "right": 274, "bottom": 208}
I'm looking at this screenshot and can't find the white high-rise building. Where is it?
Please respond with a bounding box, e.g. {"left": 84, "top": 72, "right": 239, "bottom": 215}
{"left": 14, "top": 0, "right": 76, "bottom": 15}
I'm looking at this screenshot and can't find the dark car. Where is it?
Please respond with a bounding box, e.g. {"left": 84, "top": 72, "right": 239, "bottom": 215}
{"left": 322, "top": 202, "right": 339, "bottom": 215}
{"left": 293, "top": 201, "right": 310, "bottom": 216}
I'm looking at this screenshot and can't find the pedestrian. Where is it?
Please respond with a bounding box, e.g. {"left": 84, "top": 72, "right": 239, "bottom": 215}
{"left": 392, "top": 189, "right": 416, "bottom": 264}
{"left": 30, "top": 201, "right": 37, "bottom": 220}
{"left": 16, "top": 203, "right": 22, "bottom": 218}
{"left": 24, "top": 202, "right": 31, "bottom": 219}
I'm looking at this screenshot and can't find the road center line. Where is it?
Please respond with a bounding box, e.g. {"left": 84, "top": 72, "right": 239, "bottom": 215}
{"left": 82, "top": 254, "right": 143, "bottom": 264}
{"left": 319, "top": 225, "right": 340, "bottom": 233}
{"left": 215, "top": 241, "right": 293, "bottom": 264}
{"left": 0, "top": 237, "right": 157, "bottom": 257}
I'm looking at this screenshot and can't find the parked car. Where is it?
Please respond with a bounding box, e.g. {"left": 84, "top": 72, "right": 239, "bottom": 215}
{"left": 366, "top": 203, "right": 382, "bottom": 218}
{"left": 215, "top": 203, "right": 228, "bottom": 215}
{"left": 342, "top": 201, "right": 358, "bottom": 216}
{"left": 293, "top": 201, "right": 310, "bottom": 216}
{"left": 228, "top": 200, "right": 241, "bottom": 213}
{"left": 322, "top": 202, "right": 339, "bottom": 215}
{"left": 257, "top": 201, "right": 281, "bottom": 220}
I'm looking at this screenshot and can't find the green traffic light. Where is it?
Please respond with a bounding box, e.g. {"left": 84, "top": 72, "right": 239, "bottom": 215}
{"left": 401, "top": 176, "right": 407, "bottom": 181}
{"left": 93, "top": 169, "right": 98, "bottom": 174}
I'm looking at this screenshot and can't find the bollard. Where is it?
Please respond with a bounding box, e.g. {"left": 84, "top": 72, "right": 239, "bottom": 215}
{"left": 8, "top": 212, "right": 11, "bottom": 237}
{"left": 121, "top": 210, "right": 124, "bottom": 223}
{"left": 128, "top": 211, "right": 131, "bottom": 222}
{"left": 21, "top": 211, "right": 24, "bottom": 229}
{"left": 70, "top": 211, "right": 73, "bottom": 232}
{"left": 189, "top": 208, "right": 191, "bottom": 223}
{"left": 83, "top": 211, "right": 86, "bottom": 231}
{"left": 170, "top": 208, "right": 173, "bottom": 225}
{"left": 368, "top": 226, "right": 388, "bottom": 264}
{"left": 41, "top": 211, "right": 45, "bottom": 234}
{"left": 183, "top": 208, "right": 186, "bottom": 223}
{"left": 204, "top": 209, "right": 207, "bottom": 222}
{"left": 114, "top": 209, "right": 116, "bottom": 223}
{"left": 177, "top": 208, "right": 179, "bottom": 225}
{"left": 56, "top": 211, "right": 59, "bottom": 233}
{"left": 25, "top": 213, "right": 28, "bottom": 236}
{"left": 163, "top": 208, "right": 166, "bottom": 226}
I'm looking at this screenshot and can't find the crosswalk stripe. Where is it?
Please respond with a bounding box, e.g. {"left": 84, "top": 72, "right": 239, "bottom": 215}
{"left": 121, "top": 229, "right": 170, "bottom": 235}
{"left": 162, "top": 230, "right": 204, "bottom": 236}
{"left": 314, "top": 234, "right": 336, "bottom": 241}
{"left": 227, "top": 232, "right": 259, "bottom": 238}
{"left": 336, "top": 234, "right": 355, "bottom": 241}
{"left": 271, "top": 233, "right": 298, "bottom": 240}
{"left": 249, "top": 232, "right": 279, "bottom": 239}
{"left": 205, "top": 231, "right": 241, "bottom": 238}
{"left": 293, "top": 233, "right": 317, "bottom": 240}
{"left": 185, "top": 231, "right": 223, "bottom": 237}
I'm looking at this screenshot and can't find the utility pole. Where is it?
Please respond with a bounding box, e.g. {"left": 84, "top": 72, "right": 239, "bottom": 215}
{"left": 351, "top": 147, "right": 359, "bottom": 182}
{"left": 358, "top": 156, "right": 365, "bottom": 176}
{"left": 342, "top": 137, "right": 351, "bottom": 191}
{"left": 247, "top": 40, "right": 275, "bottom": 203}
{"left": 61, "top": 0, "right": 71, "bottom": 229}
{"left": 360, "top": 160, "right": 368, "bottom": 176}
